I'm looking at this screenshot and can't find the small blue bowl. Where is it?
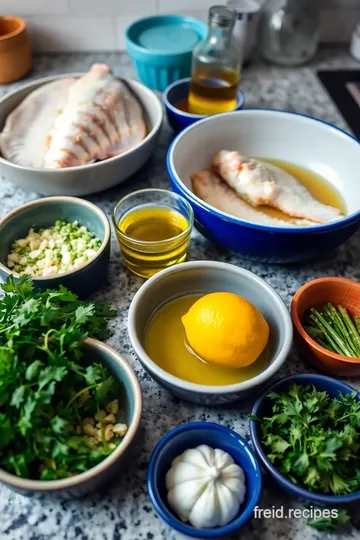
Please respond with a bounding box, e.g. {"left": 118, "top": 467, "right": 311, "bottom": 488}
{"left": 147, "top": 422, "right": 263, "bottom": 538}
{"left": 250, "top": 374, "right": 360, "bottom": 506}
{"left": 0, "top": 196, "right": 111, "bottom": 298}
{"left": 126, "top": 16, "right": 208, "bottom": 91}
{"left": 163, "top": 77, "right": 245, "bottom": 133}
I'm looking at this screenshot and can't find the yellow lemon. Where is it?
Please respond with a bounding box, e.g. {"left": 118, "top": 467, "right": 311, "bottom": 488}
{"left": 181, "top": 292, "right": 269, "bottom": 368}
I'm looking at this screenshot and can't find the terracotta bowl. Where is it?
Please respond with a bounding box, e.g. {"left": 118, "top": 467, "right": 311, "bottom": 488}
{"left": 291, "top": 277, "right": 360, "bottom": 376}
{"left": 0, "top": 16, "right": 32, "bottom": 84}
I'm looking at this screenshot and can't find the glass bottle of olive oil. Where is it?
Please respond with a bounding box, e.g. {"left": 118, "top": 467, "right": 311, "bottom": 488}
{"left": 188, "top": 6, "right": 242, "bottom": 115}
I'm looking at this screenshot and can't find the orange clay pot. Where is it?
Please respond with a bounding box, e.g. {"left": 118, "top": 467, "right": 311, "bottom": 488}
{"left": 291, "top": 277, "right": 360, "bottom": 377}
{"left": 0, "top": 16, "right": 32, "bottom": 84}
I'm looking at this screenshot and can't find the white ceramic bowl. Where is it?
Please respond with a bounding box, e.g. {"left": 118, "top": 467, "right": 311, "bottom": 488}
{"left": 168, "top": 110, "right": 360, "bottom": 263}
{"left": 0, "top": 74, "right": 163, "bottom": 196}
{"left": 128, "top": 261, "right": 293, "bottom": 405}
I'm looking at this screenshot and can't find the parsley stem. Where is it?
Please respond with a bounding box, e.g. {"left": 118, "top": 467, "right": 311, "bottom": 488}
{"left": 65, "top": 383, "right": 100, "bottom": 410}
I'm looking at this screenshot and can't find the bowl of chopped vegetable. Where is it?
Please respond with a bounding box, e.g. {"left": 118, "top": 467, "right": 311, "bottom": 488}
{"left": 291, "top": 277, "right": 360, "bottom": 376}
{"left": 0, "top": 196, "right": 111, "bottom": 297}
{"left": 250, "top": 374, "right": 360, "bottom": 506}
{"left": 0, "top": 276, "right": 142, "bottom": 496}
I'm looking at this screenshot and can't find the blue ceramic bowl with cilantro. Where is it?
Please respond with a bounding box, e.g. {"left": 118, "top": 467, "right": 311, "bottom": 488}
{"left": 0, "top": 196, "right": 111, "bottom": 298}
{"left": 250, "top": 374, "right": 360, "bottom": 506}
{"left": 0, "top": 338, "right": 142, "bottom": 497}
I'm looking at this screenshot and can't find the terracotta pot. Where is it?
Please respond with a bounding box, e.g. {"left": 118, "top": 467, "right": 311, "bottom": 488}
{"left": 0, "top": 16, "right": 32, "bottom": 84}
{"left": 291, "top": 277, "right": 360, "bottom": 377}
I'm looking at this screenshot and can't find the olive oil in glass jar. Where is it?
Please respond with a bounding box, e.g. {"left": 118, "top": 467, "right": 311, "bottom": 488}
{"left": 188, "top": 5, "right": 242, "bottom": 115}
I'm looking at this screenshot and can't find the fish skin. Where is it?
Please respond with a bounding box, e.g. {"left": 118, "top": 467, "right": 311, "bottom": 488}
{"left": 212, "top": 150, "right": 342, "bottom": 224}
{"left": 191, "top": 169, "right": 313, "bottom": 228}
{"left": 0, "top": 64, "right": 146, "bottom": 169}
{"left": 44, "top": 64, "right": 146, "bottom": 168}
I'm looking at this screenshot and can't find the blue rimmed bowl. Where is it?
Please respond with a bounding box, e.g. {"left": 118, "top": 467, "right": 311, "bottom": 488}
{"left": 126, "top": 16, "right": 208, "bottom": 91}
{"left": 0, "top": 196, "right": 110, "bottom": 297}
{"left": 163, "top": 77, "right": 245, "bottom": 133}
{"left": 250, "top": 374, "right": 360, "bottom": 506}
{"left": 147, "top": 422, "right": 263, "bottom": 538}
{"left": 167, "top": 109, "right": 360, "bottom": 263}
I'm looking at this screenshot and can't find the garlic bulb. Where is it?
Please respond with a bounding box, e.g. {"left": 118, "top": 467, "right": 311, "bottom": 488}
{"left": 165, "top": 444, "right": 246, "bottom": 529}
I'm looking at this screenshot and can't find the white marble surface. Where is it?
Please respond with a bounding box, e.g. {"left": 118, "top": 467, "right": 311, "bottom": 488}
{"left": 0, "top": 48, "right": 359, "bottom": 540}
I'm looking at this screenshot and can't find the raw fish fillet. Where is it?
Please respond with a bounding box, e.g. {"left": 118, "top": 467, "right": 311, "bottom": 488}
{"left": 191, "top": 169, "right": 313, "bottom": 227}
{"left": 0, "top": 78, "right": 75, "bottom": 169}
{"left": 212, "top": 150, "right": 342, "bottom": 224}
{"left": 0, "top": 64, "right": 146, "bottom": 169}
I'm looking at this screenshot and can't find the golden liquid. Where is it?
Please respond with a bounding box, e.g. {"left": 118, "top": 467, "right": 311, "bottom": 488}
{"left": 145, "top": 294, "right": 269, "bottom": 386}
{"left": 257, "top": 158, "right": 347, "bottom": 222}
{"left": 188, "top": 68, "right": 240, "bottom": 115}
{"left": 117, "top": 205, "right": 190, "bottom": 279}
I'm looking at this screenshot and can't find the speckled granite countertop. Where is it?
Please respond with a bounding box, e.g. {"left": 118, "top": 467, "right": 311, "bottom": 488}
{"left": 0, "top": 47, "right": 360, "bottom": 540}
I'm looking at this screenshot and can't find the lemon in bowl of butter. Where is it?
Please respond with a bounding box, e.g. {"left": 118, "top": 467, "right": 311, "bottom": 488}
{"left": 128, "top": 260, "right": 292, "bottom": 405}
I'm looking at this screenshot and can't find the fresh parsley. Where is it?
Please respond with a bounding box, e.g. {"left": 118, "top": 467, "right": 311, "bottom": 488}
{"left": 252, "top": 384, "right": 360, "bottom": 495}
{"left": 0, "top": 276, "right": 121, "bottom": 480}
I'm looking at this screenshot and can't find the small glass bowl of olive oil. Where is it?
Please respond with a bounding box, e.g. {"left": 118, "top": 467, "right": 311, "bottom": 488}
{"left": 112, "top": 189, "right": 194, "bottom": 279}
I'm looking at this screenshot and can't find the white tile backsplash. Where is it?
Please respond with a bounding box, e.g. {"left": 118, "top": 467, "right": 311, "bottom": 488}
{"left": 2, "top": 0, "right": 358, "bottom": 52}
{"left": 1, "top": 0, "right": 68, "bottom": 15}
{"left": 69, "top": 0, "right": 156, "bottom": 16}
{"left": 25, "top": 16, "right": 117, "bottom": 52}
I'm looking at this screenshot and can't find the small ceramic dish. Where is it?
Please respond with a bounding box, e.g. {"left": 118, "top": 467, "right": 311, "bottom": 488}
{"left": 0, "top": 196, "right": 111, "bottom": 297}
{"left": 147, "top": 422, "right": 262, "bottom": 538}
{"left": 126, "top": 16, "right": 208, "bottom": 91}
{"left": 250, "top": 374, "right": 360, "bottom": 506}
{"left": 112, "top": 188, "right": 194, "bottom": 278}
{"left": 0, "top": 338, "right": 142, "bottom": 497}
{"left": 163, "top": 77, "right": 245, "bottom": 133}
{"left": 291, "top": 277, "right": 360, "bottom": 376}
{"left": 0, "top": 16, "right": 32, "bottom": 84}
{"left": 128, "top": 260, "right": 292, "bottom": 405}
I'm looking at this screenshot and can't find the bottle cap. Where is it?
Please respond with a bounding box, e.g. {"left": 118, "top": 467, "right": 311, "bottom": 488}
{"left": 209, "top": 6, "right": 237, "bottom": 27}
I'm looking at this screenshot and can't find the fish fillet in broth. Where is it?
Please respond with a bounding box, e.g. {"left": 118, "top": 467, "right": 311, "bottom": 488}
{"left": 212, "top": 150, "right": 342, "bottom": 224}
{"left": 191, "top": 169, "right": 313, "bottom": 227}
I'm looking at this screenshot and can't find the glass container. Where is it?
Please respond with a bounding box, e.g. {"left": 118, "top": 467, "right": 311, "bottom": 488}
{"left": 257, "top": 0, "right": 320, "bottom": 66}
{"left": 112, "top": 189, "right": 193, "bottom": 279}
{"left": 188, "top": 5, "right": 242, "bottom": 115}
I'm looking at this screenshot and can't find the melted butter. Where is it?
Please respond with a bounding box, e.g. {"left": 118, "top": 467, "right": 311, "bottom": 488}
{"left": 145, "top": 294, "right": 269, "bottom": 386}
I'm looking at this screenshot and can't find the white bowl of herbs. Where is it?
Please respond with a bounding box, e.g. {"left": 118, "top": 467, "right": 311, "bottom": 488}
{"left": 0, "top": 276, "right": 142, "bottom": 496}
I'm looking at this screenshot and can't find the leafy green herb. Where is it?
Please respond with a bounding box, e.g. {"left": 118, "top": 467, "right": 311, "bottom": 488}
{"left": 307, "top": 508, "right": 351, "bottom": 530}
{"left": 0, "top": 276, "right": 122, "bottom": 480}
{"left": 304, "top": 303, "right": 360, "bottom": 357}
{"left": 252, "top": 384, "right": 360, "bottom": 495}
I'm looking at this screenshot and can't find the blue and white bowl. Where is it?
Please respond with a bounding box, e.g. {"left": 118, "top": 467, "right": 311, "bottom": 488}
{"left": 167, "top": 110, "right": 360, "bottom": 263}
{"left": 147, "top": 422, "right": 263, "bottom": 538}
{"left": 163, "top": 77, "right": 245, "bottom": 133}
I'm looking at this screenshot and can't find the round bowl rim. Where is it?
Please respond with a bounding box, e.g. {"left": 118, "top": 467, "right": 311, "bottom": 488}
{"left": 147, "top": 421, "right": 263, "bottom": 538}
{"left": 163, "top": 77, "right": 245, "bottom": 120}
{"left": 128, "top": 260, "right": 293, "bottom": 394}
{"left": 125, "top": 14, "right": 208, "bottom": 57}
{"left": 0, "top": 15, "right": 26, "bottom": 41}
{"left": 0, "top": 73, "right": 163, "bottom": 172}
{"left": 0, "top": 337, "right": 143, "bottom": 491}
{"left": 291, "top": 277, "right": 360, "bottom": 364}
{"left": 111, "top": 187, "right": 194, "bottom": 247}
{"left": 250, "top": 373, "right": 360, "bottom": 504}
{"left": 167, "top": 109, "right": 360, "bottom": 234}
{"left": 0, "top": 196, "right": 111, "bottom": 281}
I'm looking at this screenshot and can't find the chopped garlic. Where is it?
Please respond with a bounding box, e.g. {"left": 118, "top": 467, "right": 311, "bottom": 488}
{"left": 7, "top": 220, "right": 102, "bottom": 277}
